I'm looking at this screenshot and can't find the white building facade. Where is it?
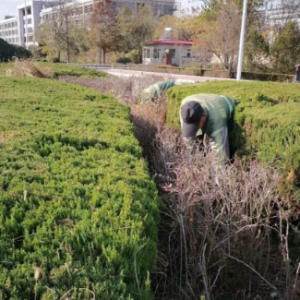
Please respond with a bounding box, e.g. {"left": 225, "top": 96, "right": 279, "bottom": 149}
{"left": 0, "top": 17, "right": 19, "bottom": 45}
{"left": 143, "top": 39, "right": 194, "bottom": 66}
{"left": 0, "top": 0, "right": 180, "bottom": 48}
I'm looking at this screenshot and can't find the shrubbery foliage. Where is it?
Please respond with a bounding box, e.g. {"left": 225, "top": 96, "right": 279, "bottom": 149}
{"left": 38, "top": 62, "right": 106, "bottom": 78}
{"left": 0, "top": 38, "right": 32, "bottom": 61}
{"left": 0, "top": 77, "right": 159, "bottom": 299}
{"left": 167, "top": 81, "right": 300, "bottom": 198}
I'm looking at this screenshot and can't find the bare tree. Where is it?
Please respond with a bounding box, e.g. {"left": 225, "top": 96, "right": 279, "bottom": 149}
{"left": 91, "top": 0, "right": 120, "bottom": 64}
{"left": 37, "top": 0, "right": 89, "bottom": 62}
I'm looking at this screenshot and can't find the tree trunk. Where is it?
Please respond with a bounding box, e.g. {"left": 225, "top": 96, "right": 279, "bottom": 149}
{"left": 67, "top": 47, "right": 70, "bottom": 64}
{"left": 98, "top": 28, "right": 102, "bottom": 64}
{"left": 103, "top": 50, "right": 106, "bottom": 64}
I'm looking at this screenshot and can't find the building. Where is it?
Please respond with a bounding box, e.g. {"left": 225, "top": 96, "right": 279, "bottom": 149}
{"left": 143, "top": 39, "right": 194, "bottom": 66}
{"left": 0, "top": 16, "right": 19, "bottom": 45}
{"left": 0, "top": 0, "right": 47, "bottom": 48}
{"left": 263, "top": 1, "right": 300, "bottom": 42}
{"left": 0, "top": 0, "right": 180, "bottom": 48}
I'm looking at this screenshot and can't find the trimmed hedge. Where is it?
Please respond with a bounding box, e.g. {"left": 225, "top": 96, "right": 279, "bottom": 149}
{"left": 37, "top": 62, "right": 107, "bottom": 78}
{"left": 167, "top": 81, "right": 300, "bottom": 198}
{"left": 0, "top": 38, "right": 31, "bottom": 61}
{"left": 0, "top": 77, "right": 159, "bottom": 299}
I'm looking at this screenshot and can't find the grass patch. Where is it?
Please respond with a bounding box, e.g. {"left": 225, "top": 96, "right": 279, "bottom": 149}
{"left": 0, "top": 77, "right": 159, "bottom": 299}
{"left": 167, "top": 81, "right": 300, "bottom": 199}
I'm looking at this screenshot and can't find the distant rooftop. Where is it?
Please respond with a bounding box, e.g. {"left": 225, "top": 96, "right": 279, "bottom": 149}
{"left": 145, "top": 39, "right": 194, "bottom": 46}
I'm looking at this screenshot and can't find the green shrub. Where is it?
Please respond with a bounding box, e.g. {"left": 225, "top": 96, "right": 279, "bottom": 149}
{"left": 49, "top": 57, "right": 60, "bottom": 63}
{"left": 167, "top": 81, "right": 300, "bottom": 198}
{"left": 0, "top": 38, "right": 32, "bottom": 61}
{"left": 125, "top": 50, "right": 140, "bottom": 64}
{"left": 0, "top": 77, "right": 160, "bottom": 300}
{"left": 116, "top": 57, "right": 132, "bottom": 64}
{"left": 37, "top": 62, "right": 106, "bottom": 78}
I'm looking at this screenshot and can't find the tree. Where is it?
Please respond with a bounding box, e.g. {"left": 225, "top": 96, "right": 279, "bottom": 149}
{"left": 154, "top": 11, "right": 202, "bottom": 41}
{"left": 117, "top": 5, "right": 156, "bottom": 61}
{"left": 90, "top": 0, "right": 120, "bottom": 64}
{"left": 270, "top": 21, "right": 300, "bottom": 74}
{"left": 37, "top": 0, "right": 89, "bottom": 62}
{"left": 36, "top": 21, "right": 64, "bottom": 60}
{"left": 192, "top": 0, "right": 263, "bottom": 77}
{"left": 244, "top": 30, "right": 269, "bottom": 72}
{"left": 196, "top": 0, "right": 241, "bottom": 77}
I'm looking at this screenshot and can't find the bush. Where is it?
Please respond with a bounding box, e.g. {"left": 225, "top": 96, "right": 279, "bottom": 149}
{"left": 49, "top": 57, "right": 60, "bottom": 63}
{"left": 0, "top": 77, "right": 160, "bottom": 300}
{"left": 116, "top": 57, "right": 132, "bottom": 64}
{"left": 0, "top": 38, "right": 31, "bottom": 61}
{"left": 167, "top": 81, "right": 300, "bottom": 200}
{"left": 37, "top": 62, "right": 106, "bottom": 78}
{"left": 125, "top": 50, "right": 140, "bottom": 64}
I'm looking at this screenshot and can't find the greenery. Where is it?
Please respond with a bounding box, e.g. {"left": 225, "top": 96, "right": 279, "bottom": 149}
{"left": 0, "top": 77, "right": 159, "bottom": 299}
{"left": 167, "top": 81, "right": 300, "bottom": 197}
{"left": 116, "top": 57, "right": 132, "bottom": 64}
{"left": 0, "top": 38, "right": 31, "bottom": 62}
{"left": 0, "top": 62, "right": 106, "bottom": 79}
{"left": 270, "top": 21, "right": 300, "bottom": 74}
{"left": 39, "top": 62, "right": 106, "bottom": 78}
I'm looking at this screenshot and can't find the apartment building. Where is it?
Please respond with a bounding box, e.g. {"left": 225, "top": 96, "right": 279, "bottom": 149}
{"left": 0, "top": 0, "right": 46, "bottom": 48}
{"left": 0, "top": 16, "right": 19, "bottom": 45}
{"left": 40, "top": 0, "right": 180, "bottom": 23}
{"left": 0, "top": 0, "right": 180, "bottom": 48}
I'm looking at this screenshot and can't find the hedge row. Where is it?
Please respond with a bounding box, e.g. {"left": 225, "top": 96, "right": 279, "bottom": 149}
{"left": 0, "top": 77, "right": 159, "bottom": 299}
{"left": 167, "top": 81, "right": 300, "bottom": 198}
{"left": 37, "top": 62, "right": 107, "bottom": 78}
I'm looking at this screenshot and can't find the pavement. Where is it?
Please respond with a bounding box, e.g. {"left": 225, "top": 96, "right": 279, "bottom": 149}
{"left": 73, "top": 64, "right": 234, "bottom": 85}
{"left": 104, "top": 68, "right": 234, "bottom": 85}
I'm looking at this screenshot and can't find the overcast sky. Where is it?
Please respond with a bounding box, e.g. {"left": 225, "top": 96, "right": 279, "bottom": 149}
{"left": 0, "top": 0, "right": 22, "bottom": 20}
{"left": 0, "top": 0, "right": 202, "bottom": 21}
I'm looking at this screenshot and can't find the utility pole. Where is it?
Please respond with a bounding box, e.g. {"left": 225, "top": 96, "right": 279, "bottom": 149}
{"left": 236, "top": 0, "right": 248, "bottom": 81}
{"left": 24, "top": 0, "right": 28, "bottom": 49}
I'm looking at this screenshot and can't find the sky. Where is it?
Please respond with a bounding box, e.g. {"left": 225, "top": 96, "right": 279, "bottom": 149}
{"left": 0, "top": 0, "right": 204, "bottom": 21}
{"left": 0, "top": 0, "right": 22, "bottom": 21}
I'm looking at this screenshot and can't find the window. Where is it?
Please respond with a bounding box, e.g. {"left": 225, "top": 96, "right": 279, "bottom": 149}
{"left": 187, "top": 49, "right": 191, "bottom": 58}
{"left": 169, "top": 49, "right": 176, "bottom": 59}
{"left": 144, "top": 48, "right": 150, "bottom": 59}
{"left": 153, "top": 49, "right": 161, "bottom": 59}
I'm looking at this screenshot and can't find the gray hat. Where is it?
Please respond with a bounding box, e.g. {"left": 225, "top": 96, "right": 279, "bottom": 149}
{"left": 181, "top": 101, "right": 204, "bottom": 138}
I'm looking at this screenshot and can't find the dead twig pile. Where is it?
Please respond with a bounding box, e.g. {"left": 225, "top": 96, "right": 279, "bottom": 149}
{"left": 6, "top": 59, "right": 46, "bottom": 78}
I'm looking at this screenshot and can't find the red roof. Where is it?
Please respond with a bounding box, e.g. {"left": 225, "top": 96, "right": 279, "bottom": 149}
{"left": 145, "top": 39, "right": 194, "bottom": 46}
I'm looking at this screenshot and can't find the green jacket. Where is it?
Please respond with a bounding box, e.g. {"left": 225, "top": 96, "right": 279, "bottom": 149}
{"left": 142, "top": 80, "right": 175, "bottom": 100}
{"left": 180, "top": 94, "right": 239, "bottom": 137}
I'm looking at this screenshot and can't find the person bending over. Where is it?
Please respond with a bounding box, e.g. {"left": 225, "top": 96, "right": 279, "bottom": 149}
{"left": 180, "top": 94, "right": 239, "bottom": 160}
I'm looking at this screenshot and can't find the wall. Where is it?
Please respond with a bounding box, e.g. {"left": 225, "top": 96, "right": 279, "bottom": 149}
{"left": 143, "top": 44, "right": 192, "bottom": 66}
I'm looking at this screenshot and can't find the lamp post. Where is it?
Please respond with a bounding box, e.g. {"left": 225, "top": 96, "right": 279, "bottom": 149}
{"left": 236, "top": 0, "right": 248, "bottom": 81}
{"left": 24, "top": 0, "right": 28, "bottom": 49}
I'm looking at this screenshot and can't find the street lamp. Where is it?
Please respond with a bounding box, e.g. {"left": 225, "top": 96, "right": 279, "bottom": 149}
{"left": 236, "top": 0, "right": 248, "bottom": 81}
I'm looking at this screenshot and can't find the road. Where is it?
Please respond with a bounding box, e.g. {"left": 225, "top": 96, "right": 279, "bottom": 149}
{"left": 104, "top": 68, "right": 234, "bottom": 84}
{"left": 74, "top": 64, "right": 234, "bottom": 85}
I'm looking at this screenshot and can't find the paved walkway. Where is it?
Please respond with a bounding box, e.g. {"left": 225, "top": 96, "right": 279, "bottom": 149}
{"left": 74, "top": 63, "right": 236, "bottom": 84}
{"left": 104, "top": 68, "right": 234, "bottom": 84}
